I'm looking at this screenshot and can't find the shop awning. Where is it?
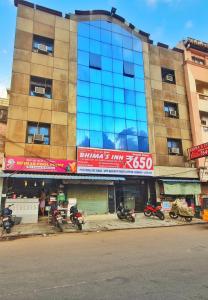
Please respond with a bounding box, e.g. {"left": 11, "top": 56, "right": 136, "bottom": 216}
{"left": 159, "top": 179, "right": 201, "bottom": 195}
{"left": 159, "top": 179, "right": 200, "bottom": 183}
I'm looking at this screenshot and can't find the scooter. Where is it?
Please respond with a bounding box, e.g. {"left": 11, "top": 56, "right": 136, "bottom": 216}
{"left": 70, "top": 206, "right": 85, "bottom": 231}
{"left": 169, "top": 200, "right": 194, "bottom": 222}
{"left": 1, "top": 204, "right": 15, "bottom": 234}
{"left": 117, "top": 204, "right": 136, "bottom": 223}
{"left": 144, "top": 203, "right": 165, "bottom": 220}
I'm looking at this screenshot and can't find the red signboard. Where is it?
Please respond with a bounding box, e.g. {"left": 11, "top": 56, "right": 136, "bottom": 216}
{"left": 188, "top": 143, "right": 208, "bottom": 160}
{"left": 77, "top": 148, "right": 154, "bottom": 176}
{"left": 4, "top": 157, "right": 77, "bottom": 173}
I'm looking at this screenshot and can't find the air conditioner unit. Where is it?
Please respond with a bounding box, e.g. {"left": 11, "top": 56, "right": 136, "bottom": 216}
{"left": 165, "top": 74, "right": 174, "bottom": 82}
{"left": 33, "top": 134, "right": 44, "bottom": 143}
{"left": 169, "top": 110, "right": 177, "bottom": 117}
{"left": 169, "top": 147, "right": 180, "bottom": 154}
{"left": 34, "top": 86, "right": 45, "bottom": 95}
{"left": 201, "top": 120, "right": 207, "bottom": 126}
{"left": 0, "top": 109, "right": 7, "bottom": 122}
{"left": 38, "top": 44, "right": 48, "bottom": 52}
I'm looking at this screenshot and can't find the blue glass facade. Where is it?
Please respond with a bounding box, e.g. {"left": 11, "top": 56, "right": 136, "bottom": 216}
{"left": 76, "top": 20, "right": 149, "bottom": 152}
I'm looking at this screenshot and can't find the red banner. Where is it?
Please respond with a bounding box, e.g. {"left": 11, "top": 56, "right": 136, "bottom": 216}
{"left": 77, "top": 148, "right": 154, "bottom": 176}
{"left": 188, "top": 143, "right": 208, "bottom": 160}
{"left": 4, "top": 157, "right": 77, "bottom": 173}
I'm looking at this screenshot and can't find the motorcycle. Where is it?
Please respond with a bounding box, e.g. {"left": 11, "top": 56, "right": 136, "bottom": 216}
{"left": 53, "top": 209, "right": 64, "bottom": 230}
{"left": 70, "top": 206, "right": 85, "bottom": 231}
{"left": 1, "top": 205, "right": 15, "bottom": 234}
{"left": 169, "top": 200, "right": 194, "bottom": 222}
{"left": 144, "top": 203, "right": 165, "bottom": 220}
{"left": 117, "top": 204, "right": 136, "bottom": 223}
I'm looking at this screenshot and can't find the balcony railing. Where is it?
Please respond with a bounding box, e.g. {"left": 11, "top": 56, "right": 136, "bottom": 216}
{"left": 198, "top": 93, "right": 208, "bottom": 100}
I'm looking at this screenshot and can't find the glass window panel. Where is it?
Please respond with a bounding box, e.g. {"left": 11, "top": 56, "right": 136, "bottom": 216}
{"left": 90, "top": 68, "right": 101, "bottom": 83}
{"left": 90, "top": 83, "right": 102, "bottom": 98}
{"left": 102, "top": 57, "right": 112, "bottom": 71}
{"left": 103, "top": 101, "right": 114, "bottom": 117}
{"left": 101, "top": 29, "right": 111, "bottom": 44}
{"left": 90, "top": 131, "right": 103, "bottom": 148}
{"left": 124, "top": 76, "right": 134, "bottom": 89}
{"left": 136, "top": 92, "right": 146, "bottom": 106}
{"left": 136, "top": 107, "right": 147, "bottom": 121}
{"left": 100, "top": 20, "right": 112, "bottom": 31}
{"left": 77, "top": 96, "right": 90, "bottom": 113}
{"left": 102, "top": 85, "right": 113, "bottom": 101}
{"left": 124, "top": 89, "right": 135, "bottom": 105}
{"left": 135, "top": 65, "right": 144, "bottom": 79}
{"left": 123, "top": 49, "right": 134, "bottom": 62}
{"left": 126, "top": 120, "right": 137, "bottom": 135}
{"left": 126, "top": 105, "right": 136, "bottom": 120}
{"left": 89, "top": 53, "right": 101, "bottom": 69}
{"left": 77, "top": 129, "right": 90, "bottom": 147}
{"left": 137, "top": 121, "right": 148, "bottom": 137}
{"left": 120, "top": 27, "right": 132, "bottom": 37}
{"left": 133, "top": 38, "right": 142, "bottom": 52}
{"left": 78, "top": 50, "right": 89, "bottom": 66}
{"left": 78, "top": 23, "right": 90, "bottom": 38}
{"left": 133, "top": 51, "right": 143, "bottom": 65}
{"left": 123, "top": 36, "right": 133, "bottom": 49}
{"left": 112, "top": 46, "right": 123, "bottom": 60}
{"left": 28, "top": 125, "right": 36, "bottom": 135}
{"left": 114, "top": 88, "right": 124, "bottom": 103}
{"left": 101, "top": 43, "right": 112, "bottom": 57}
{"left": 111, "top": 23, "right": 123, "bottom": 34}
{"left": 77, "top": 80, "right": 90, "bottom": 97}
{"left": 90, "top": 115, "right": 102, "bottom": 131}
{"left": 77, "top": 113, "right": 89, "bottom": 130}
{"left": 138, "top": 136, "right": 149, "bottom": 152}
{"left": 113, "top": 60, "right": 123, "bottom": 74}
{"left": 123, "top": 61, "right": 134, "bottom": 77}
{"left": 90, "top": 98, "right": 102, "bottom": 115}
{"left": 135, "top": 79, "right": 145, "bottom": 92}
{"left": 115, "top": 118, "right": 126, "bottom": 134}
{"left": 90, "top": 26, "right": 101, "bottom": 41}
{"left": 115, "top": 103, "right": 125, "bottom": 118}
{"left": 127, "top": 135, "right": 139, "bottom": 151}
{"left": 113, "top": 73, "right": 124, "bottom": 88}
{"left": 90, "top": 20, "right": 101, "bottom": 28}
{"left": 78, "top": 36, "right": 90, "bottom": 51}
{"left": 112, "top": 32, "right": 122, "bottom": 47}
{"left": 102, "top": 71, "right": 113, "bottom": 86}
{"left": 90, "top": 40, "right": 101, "bottom": 54}
{"left": 103, "top": 116, "right": 114, "bottom": 132}
{"left": 103, "top": 132, "right": 115, "bottom": 149}
{"left": 39, "top": 126, "right": 49, "bottom": 135}
{"left": 78, "top": 65, "right": 89, "bottom": 81}
{"left": 115, "top": 134, "right": 127, "bottom": 150}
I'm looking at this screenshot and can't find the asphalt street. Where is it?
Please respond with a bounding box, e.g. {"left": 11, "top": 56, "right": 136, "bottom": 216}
{"left": 0, "top": 224, "right": 208, "bottom": 300}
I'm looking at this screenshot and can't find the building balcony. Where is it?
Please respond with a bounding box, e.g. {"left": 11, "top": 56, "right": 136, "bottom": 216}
{"left": 198, "top": 93, "right": 208, "bottom": 113}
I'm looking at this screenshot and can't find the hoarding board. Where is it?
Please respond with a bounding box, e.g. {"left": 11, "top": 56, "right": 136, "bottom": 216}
{"left": 188, "top": 143, "right": 208, "bottom": 160}
{"left": 77, "top": 148, "right": 154, "bottom": 176}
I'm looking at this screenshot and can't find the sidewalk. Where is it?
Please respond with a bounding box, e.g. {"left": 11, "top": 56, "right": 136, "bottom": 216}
{"left": 0, "top": 213, "right": 206, "bottom": 240}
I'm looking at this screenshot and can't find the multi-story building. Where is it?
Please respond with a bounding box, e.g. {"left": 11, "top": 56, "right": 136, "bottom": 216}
{"left": 2, "top": 0, "right": 200, "bottom": 221}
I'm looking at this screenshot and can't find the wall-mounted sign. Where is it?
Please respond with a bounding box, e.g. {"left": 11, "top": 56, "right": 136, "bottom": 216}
{"left": 188, "top": 143, "right": 208, "bottom": 160}
{"left": 4, "top": 157, "right": 77, "bottom": 173}
{"left": 77, "top": 147, "right": 154, "bottom": 176}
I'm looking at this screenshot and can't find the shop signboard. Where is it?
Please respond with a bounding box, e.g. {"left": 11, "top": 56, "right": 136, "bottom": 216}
{"left": 77, "top": 147, "right": 154, "bottom": 176}
{"left": 4, "top": 156, "right": 77, "bottom": 173}
{"left": 188, "top": 142, "right": 208, "bottom": 160}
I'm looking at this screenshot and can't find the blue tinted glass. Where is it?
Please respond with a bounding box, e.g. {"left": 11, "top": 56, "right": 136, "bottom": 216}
{"left": 111, "top": 23, "right": 123, "bottom": 34}
{"left": 123, "top": 36, "right": 133, "bottom": 49}
{"left": 127, "top": 135, "right": 138, "bottom": 151}
{"left": 135, "top": 79, "right": 145, "bottom": 92}
{"left": 78, "top": 65, "right": 89, "bottom": 81}
{"left": 89, "top": 53, "right": 101, "bottom": 69}
{"left": 137, "top": 121, "right": 148, "bottom": 137}
{"left": 90, "top": 115, "right": 102, "bottom": 131}
{"left": 114, "top": 88, "right": 124, "bottom": 103}
{"left": 77, "top": 80, "right": 90, "bottom": 97}
{"left": 102, "top": 86, "right": 113, "bottom": 101}
{"left": 124, "top": 89, "right": 135, "bottom": 105}
{"left": 77, "top": 113, "right": 89, "bottom": 130}
{"left": 90, "top": 27, "right": 101, "bottom": 41}
{"left": 133, "top": 38, "right": 142, "bottom": 52}
{"left": 90, "top": 40, "right": 101, "bottom": 54}
{"left": 138, "top": 136, "right": 149, "bottom": 152}
{"left": 102, "top": 71, "right": 113, "bottom": 86}
{"left": 112, "top": 32, "right": 122, "bottom": 47}
{"left": 136, "top": 92, "right": 146, "bottom": 106}
{"left": 90, "top": 131, "right": 103, "bottom": 148}
{"left": 100, "top": 20, "right": 112, "bottom": 31}
{"left": 78, "top": 51, "right": 89, "bottom": 66}
{"left": 101, "top": 29, "right": 111, "bottom": 44}
{"left": 90, "top": 83, "right": 101, "bottom": 98}
{"left": 77, "top": 96, "right": 90, "bottom": 113}
{"left": 115, "top": 103, "right": 125, "bottom": 118}
{"left": 115, "top": 134, "right": 127, "bottom": 150}
{"left": 124, "top": 77, "right": 134, "bottom": 90}
{"left": 137, "top": 107, "right": 147, "bottom": 121}
{"left": 103, "top": 116, "right": 114, "bottom": 132}
{"left": 123, "top": 61, "right": 134, "bottom": 77}
{"left": 135, "top": 65, "right": 144, "bottom": 79}
{"left": 78, "top": 36, "right": 89, "bottom": 51}
{"left": 90, "top": 98, "right": 102, "bottom": 115}
{"left": 44, "top": 137, "right": 49, "bottom": 145}
{"left": 102, "top": 57, "right": 112, "bottom": 71}
{"left": 123, "top": 49, "right": 133, "bottom": 62}
{"left": 126, "top": 105, "right": 136, "bottom": 120}
{"left": 28, "top": 126, "right": 36, "bottom": 135}
{"left": 39, "top": 127, "right": 49, "bottom": 135}
{"left": 101, "top": 43, "right": 112, "bottom": 57}
{"left": 103, "top": 101, "right": 114, "bottom": 116}
{"left": 77, "top": 130, "right": 90, "bottom": 147}
{"left": 90, "top": 69, "right": 101, "bottom": 83}
{"left": 133, "top": 51, "right": 143, "bottom": 65}
{"left": 90, "top": 20, "right": 101, "bottom": 28}
{"left": 120, "top": 27, "right": 132, "bottom": 37}
{"left": 78, "top": 23, "right": 90, "bottom": 38}
{"left": 113, "top": 73, "right": 124, "bottom": 88}
{"left": 112, "top": 46, "right": 123, "bottom": 60}
{"left": 115, "top": 118, "right": 126, "bottom": 134}
{"left": 113, "top": 60, "right": 123, "bottom": 74}
{"left": 103, "top": 132, "right": 115, "bottom": 149}
{"left": 126, "top": 120, "right": 137, "bottom": 135}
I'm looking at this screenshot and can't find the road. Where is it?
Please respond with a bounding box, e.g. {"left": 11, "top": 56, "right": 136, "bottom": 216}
{"left": 0, "top": 225, "right": 208, "bottom": 300}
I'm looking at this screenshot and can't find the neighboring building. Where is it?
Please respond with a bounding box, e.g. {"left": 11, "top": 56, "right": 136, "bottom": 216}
{"left": 3, "top": 0, "right": 200, "bottom": 221}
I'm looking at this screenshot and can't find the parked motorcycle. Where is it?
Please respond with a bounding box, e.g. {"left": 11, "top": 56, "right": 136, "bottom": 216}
{"left": 117, "top": 204, "right": 136, "bottom": 223}
{"left": 169, "top": 200, "right": 194, "bottom": 222}
{"left": 70, "top": 206, "right": 85, "bottom": 230}
{"left": 53, "top": 209, "right": 64, "bottom": 230}
{"left": 144, "top": 203, "right": 165, "bottom": 220}
{"left": 1, "top": 205, "right": 15, "bottom": 233}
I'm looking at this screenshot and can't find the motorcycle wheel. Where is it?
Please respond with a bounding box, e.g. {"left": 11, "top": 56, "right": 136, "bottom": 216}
{"left": 157, "top": 211, "right": 165, "bottom": 220}
{"left": 144, "top": 210, "right": 152, "bottom": 217}
{"left": 76, "top": 222, "right": 82, "bottom": 231}
{"left": 169, "top": 212, "right": 178, "bottom": 219}
{"left": 185, "top": 216, "right": 192, "bottom": 222}
{"left": 128, "top": 216, "right": 135, "bottom": 223}
{"left": 117, "top": 213, "right": 122, "bottom": 220}
{"left": 6, "top": 228, "right": 11, "bottom": 234}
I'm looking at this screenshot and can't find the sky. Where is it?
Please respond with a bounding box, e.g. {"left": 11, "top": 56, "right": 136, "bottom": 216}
{"left": 0, "top": 0, "right": 208, "bottom": 97}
